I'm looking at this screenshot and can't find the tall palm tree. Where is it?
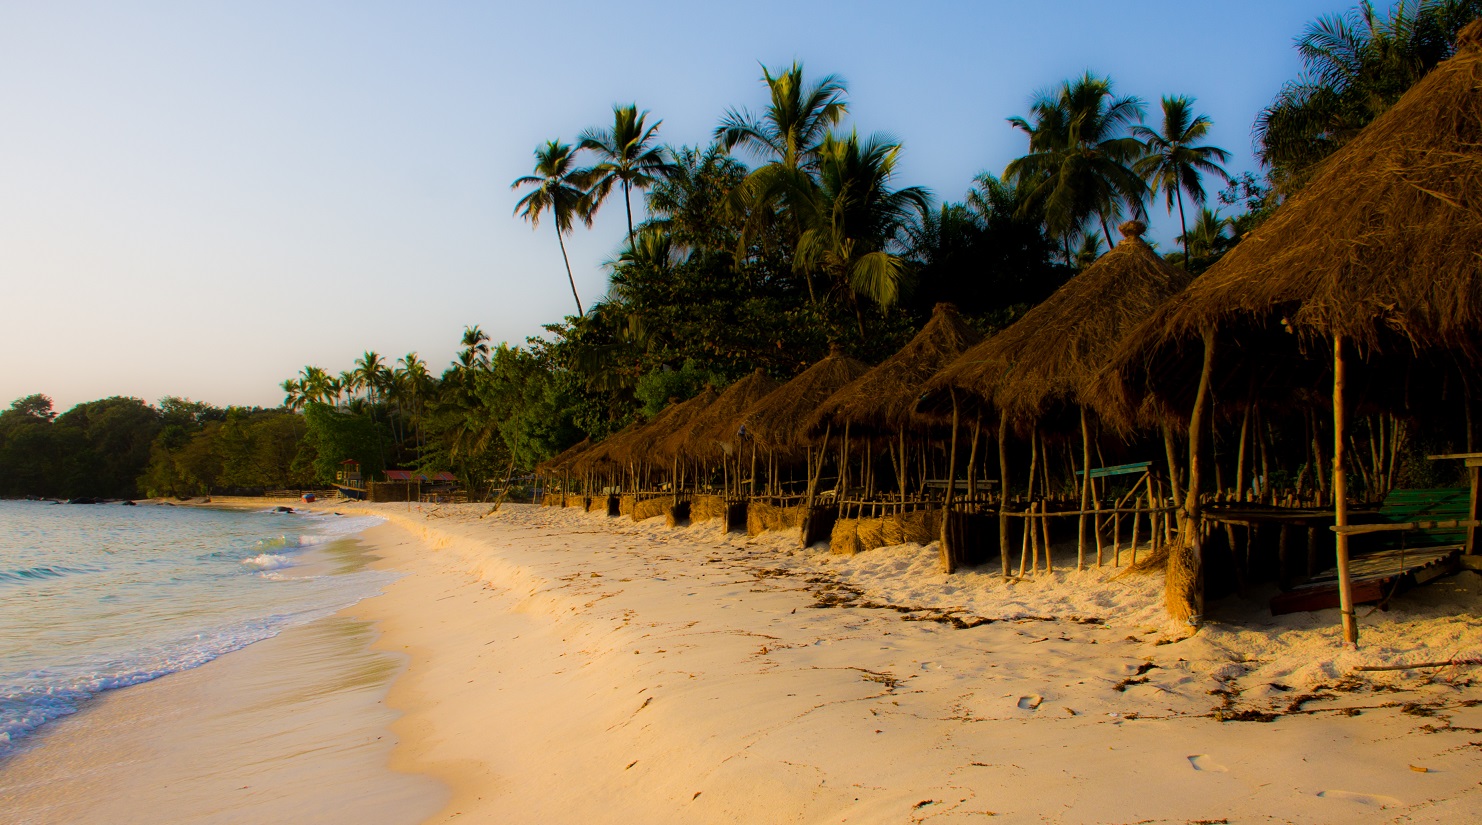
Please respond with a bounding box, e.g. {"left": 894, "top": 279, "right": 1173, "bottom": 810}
{"left": 1133, "top": 96, "right": 1231, "bottom": 265}
{"left": 792, "top": 132, "right": 931, "bottom": 330}
{"left": 718, "top": 62, "right": 849, "bottom": 304}
{"left": 299, "top": 366, "right": 332, "bottom": 405}
{"left": 459, "top": 326, "right": 491, "bottom": 371}
{"left": 716, "top": 62, "right": 847, "bottom": 172}
{"left": 578, "top": 104, "right": 671, "bottom": 243}
{"left": 353, "top": 351, "right": 386, "bottom": 405}
{"left": 512, "top": 140, "right": 593, "bottom": 316}
{"left": 398, "top": 353, "right": 433, "bottom": 454}
{"left": 280, "top": 378, "right": 306, "bottom": 411}
{"left": 1005, "top": 72, "right": 1148, "bottom": 252}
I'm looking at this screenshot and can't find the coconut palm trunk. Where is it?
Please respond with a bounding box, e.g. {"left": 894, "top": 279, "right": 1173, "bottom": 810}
{"left": 555, "top": 223, "right": 583, "bottom": 315}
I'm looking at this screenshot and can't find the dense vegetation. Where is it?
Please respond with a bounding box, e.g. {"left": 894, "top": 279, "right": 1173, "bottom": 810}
{"left": 4, "top": 0, "right": 1475, "bottom": 500}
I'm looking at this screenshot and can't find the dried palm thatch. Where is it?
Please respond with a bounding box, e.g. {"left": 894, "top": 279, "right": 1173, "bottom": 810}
{"left": 564, "top": 495, "right": 588, "bottom": 509}
{"left": 738, "top": 346, "right": 872, "bottom": 454}
{"left": 690, "top": 494, "right": 727, "bottom": 523}
{"left": 682, "top": 370, "right": 782, "bottom": 458}
{"left": 919, "top": 222, "right": 1189, "bottom": 432}
{"left": 829, "top": 510, "right": 941, "bottom": 555}
{"left": 541, "top": 493, "right": 563, "bottom": 507}
{"left": 1106, "top": 22, "right": 1482, "bottom": 415}
{"left": 633, "top": 497, "right": 668, "bottom": 521}
{"left": 597, "top": 399, "right": 690, "bottom": 467}
{"left": 649, "top": 386, "right": 721, "bottom": 463}
{"left": 808, "top": 304, "right": 983, "bottom": 438}
{"left": 586, "top": 496, "right": 609, "bottom": 514}
{"left": 537, "top": 438, "right": 593, "bottom": 475}
{"left": 747, "top": 501, "right": 805, "bottom": 536}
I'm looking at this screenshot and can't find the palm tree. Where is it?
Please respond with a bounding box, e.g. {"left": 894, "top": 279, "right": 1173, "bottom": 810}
{"left": 578, "top": 104, "right": 671, "bottom": 243}
{"left": 299, "top": 366, "right": 332, "bottom": 405}
{"left": 459, "top": 326, "right": 491, "bottom": 371}
{"left": 1133, "top": 96, "right": 1231, "bottom": 265}
{"left": 1005, "top": 72, "right": 1148, "bottom": 252}
{"left": 398, "top": 353, "right": 433, "bottom": 454}
{"left": 281, "top": 378, "right": 306, "bottom": 411}
{"left": 512, "top": 140, "right": 593, "bottom": 316}
{"left": 792, "top": 132, "right": 931, "bottom": 330}
{"left": 338, "top": 370, "right": 361, "bottom": 403}
{"left": 718, "top": 62, "right": 849, "bottom": 304}
{"left": 353, "top": 351, "right": 386, "bottom": 405}
{"left": 1075, "top": 232, "right": 1105, "bottom": 269}
{"left": 1178, "top": 207, "right": 1235, "bottom": 263}
{"left": 716, "top": 62, "right": 847, "bottom": 172}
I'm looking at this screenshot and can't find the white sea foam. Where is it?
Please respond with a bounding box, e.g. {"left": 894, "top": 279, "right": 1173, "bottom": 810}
{"left": 242, "top": 553, "right": 295, "bottom": 571}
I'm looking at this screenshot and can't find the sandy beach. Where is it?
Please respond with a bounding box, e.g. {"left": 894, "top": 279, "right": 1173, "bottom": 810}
{"left": 8, "top": 499, "right": 1482, "bottom": 823}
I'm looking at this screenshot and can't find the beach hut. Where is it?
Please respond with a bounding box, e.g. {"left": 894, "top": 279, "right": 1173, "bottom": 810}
{"left": 1104, "top": 21, "right": 1482, "bottom": 642}
{"left": 732, "top": 346, "right": 872, "bottom": 540}
{"left": 805, "top": 303, "right": 985, "bottom": 557}
{"left": 920, "top": 221, "right": 1190, "bottom": 574}
{"left": 661, "top": 370, "right": 782, "bottom": 527}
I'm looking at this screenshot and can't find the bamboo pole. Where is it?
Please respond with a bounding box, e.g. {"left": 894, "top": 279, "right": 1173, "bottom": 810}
{"left": 1078, "top": 407, "right": 1092, "bottom": 571}
{"left": 1027, "top": 427, "right": 1040, "bottom": 571}
{"left": 940, "top": 392, "right": 962, "bottom": 574}
{"left": 1332, "top": 335, "right": 1358, "bottom": 646}
{"left": 998, "top": 421, "right": 1011, "bottom": 579}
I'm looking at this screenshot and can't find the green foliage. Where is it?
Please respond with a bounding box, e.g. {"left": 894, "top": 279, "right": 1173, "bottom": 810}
{"left": 633, "top": 359, "right": 724, "bottom": 418}
{"left": 298, "top": 403, "right": 388, "bottom": 486}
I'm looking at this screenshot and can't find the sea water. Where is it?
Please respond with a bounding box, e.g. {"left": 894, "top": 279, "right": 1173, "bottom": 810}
{"left": 0, "top": 500, "right": 389, "bottom": 758}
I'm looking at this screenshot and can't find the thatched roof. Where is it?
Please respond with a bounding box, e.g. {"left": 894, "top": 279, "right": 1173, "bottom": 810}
{"left": 807, "top": 303, "right": 983, "bottom": 437}
{"left": 920, "top": 221, "right": 1189, "bottom": 430}
{"left": 536, "top": 437, "right": 592, "bottom": 474}
{"left": 648, "top": 386, "right": 720, "bottom": 463}
{"left": 1107, "top": 22, "right": 1482, "bottom": 415}
{"left": 738, "top": 346, "right": 872, "bottom": 454}
{"left": 676, "top": 369, "right": 782, "bottom": 458}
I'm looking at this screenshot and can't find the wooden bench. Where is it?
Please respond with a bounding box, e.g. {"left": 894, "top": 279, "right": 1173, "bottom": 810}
{"left": 1270, "top": 487, "right": 1472, "bottom": 615}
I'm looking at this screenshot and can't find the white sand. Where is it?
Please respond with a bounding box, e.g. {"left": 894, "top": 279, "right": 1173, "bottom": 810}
{"left": 338, "top": 502, "right": 1482, "bottom": 823}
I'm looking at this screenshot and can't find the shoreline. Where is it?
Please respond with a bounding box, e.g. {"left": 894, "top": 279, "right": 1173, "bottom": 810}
{"left": 8, "top": 498, "right": 1482, "bottom": 822}
{"left": 0, "top": 520, "right": 447, "bottom": 825}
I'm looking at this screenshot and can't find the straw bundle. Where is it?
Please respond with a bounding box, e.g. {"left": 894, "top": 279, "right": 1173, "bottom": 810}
{"left": 633, "top": 497, "right": 669, "bottom": 521}
{"left": 808, "top": 303, "right": 983, "bottom": 438}
{"left": 829, "top": 511, "right": 941, "bottom": 555}
{"left": 618, "top": 494, "right": 636, "bottom": 516}
{"left": 746, "top": 501, "right": 805, "bottom": 536}
{"left": 587, "top": 496, "right": 609, "bottom": 514}
{"left": 541, "top": 493, "right": 563, "bottom": 508}
{"left": 690, "top": 494, "right": 727, "bottom": 523}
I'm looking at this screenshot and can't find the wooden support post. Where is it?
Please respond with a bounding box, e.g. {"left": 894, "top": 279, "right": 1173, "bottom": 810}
{"left": 1078, "top": 407, "right": 1092, "bottom": 571}
{"left": 940, "top": 392, "right": 961, "bottom": 574}
{"left": 998, "top": 421, "right": 1012, "bottom": 579}
{"left": 1130, "top": 492, "right": 1141, "bottom": 566}
{"left": 1169, "top": 327, "right": 1216, "bottom": 624}
{"left": 1332, "top": 335, "right": 1358, "bottom": 646}
{"left": 1042, "top": 500, "right": 1053, "bottom": 573}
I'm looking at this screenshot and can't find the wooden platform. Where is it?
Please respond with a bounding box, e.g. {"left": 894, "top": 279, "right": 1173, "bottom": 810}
{"left": 1270, "top": 545, "right": 1463, "bottom": 615}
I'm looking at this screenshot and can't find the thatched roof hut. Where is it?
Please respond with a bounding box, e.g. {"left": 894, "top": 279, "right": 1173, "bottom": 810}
{"left": 807, "top": 303, "right": 983, "bottom": 438}
{"left": 921, "top": 221, "right": 1189, "bottom": 432}
{"left": 536, "top": 437, "right": 593, "bottom": 475}
{"left": 676, "top": 369, "right": 782, "bottom": 458}
{"left": 738, "top": 346, "right": 872, "bottom": 454}
{"left": 649, "top": 386, "right": 720, "bottom": 463}
{"left": 1107, "top": 22, "right": 1482, "bottom": 417}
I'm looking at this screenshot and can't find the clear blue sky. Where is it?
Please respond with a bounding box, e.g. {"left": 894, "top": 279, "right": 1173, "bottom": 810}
{"left": 0, "top": 0, "right": 1342, "bottom": 411}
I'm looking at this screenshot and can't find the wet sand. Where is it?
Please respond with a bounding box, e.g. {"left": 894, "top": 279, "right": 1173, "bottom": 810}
{"left": 0, "top": 529, "right": 446, "bottom": 825}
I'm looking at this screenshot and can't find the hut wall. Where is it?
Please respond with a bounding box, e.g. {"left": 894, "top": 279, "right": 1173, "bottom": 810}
{"left": 690, "top": 494, "right": 726, "bottom": 523}
{"left": 541, "top": 493, "right": 563, "bottom": 508}
{"left": 587, "top": 496, "right": 608, "bottom": 514}
{"left": 565, "top": 496, "right": 589, "bottom": 509}
{"left": 747, "top": 502, "right": 804, "bottom": 536}
{"left": 367, "top": 481, "right": 417, "bottom": 503}
{"left": 618, "top": 494, "right": 637, "bottom": 517}
{"left": 829, "top": 510, "right": 943, "bottom": 556}
{"left": 633, "top": 497, "right": 668, "bottom": 521}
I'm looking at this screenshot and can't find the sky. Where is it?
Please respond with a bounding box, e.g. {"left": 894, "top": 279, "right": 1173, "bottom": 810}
{"left": 0, "top": 0, "right": 1346, "bottom": 412}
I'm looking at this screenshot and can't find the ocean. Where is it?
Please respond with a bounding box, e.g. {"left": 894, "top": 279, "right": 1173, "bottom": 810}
{"left": 0, "top": 500, "right": 388, "bottom": 758}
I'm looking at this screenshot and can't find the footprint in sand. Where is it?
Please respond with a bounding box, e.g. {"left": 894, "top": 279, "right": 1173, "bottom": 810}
{"left": 1017, "top": 694, "right": 1043, "bottom": 711}
{"left": 1187, "top": 755, "right": 1228, "bottom": 772}
{"left": 1317, "top": 790, "right": 1402, "bottom": 808}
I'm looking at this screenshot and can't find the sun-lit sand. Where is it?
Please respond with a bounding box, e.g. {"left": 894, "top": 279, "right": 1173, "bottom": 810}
{"left": 8, "top": 499, "right": 1482, "bottom": 823}
{"left": 349, "top": 502, "right": 1482, "bottom": 823}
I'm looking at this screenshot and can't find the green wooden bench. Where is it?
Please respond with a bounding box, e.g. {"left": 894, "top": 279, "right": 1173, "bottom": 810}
{"left": 1270, "top": 487, "right": 1471, "bottom": 615}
